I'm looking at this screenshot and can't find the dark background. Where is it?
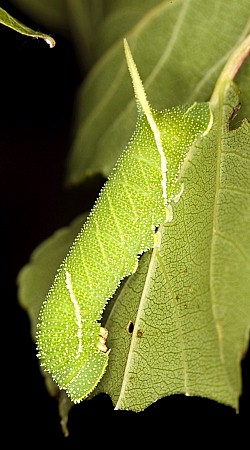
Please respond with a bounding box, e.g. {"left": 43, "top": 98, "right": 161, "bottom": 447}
{"left": 1, "top": 1, "right": 249, "bottom": 444}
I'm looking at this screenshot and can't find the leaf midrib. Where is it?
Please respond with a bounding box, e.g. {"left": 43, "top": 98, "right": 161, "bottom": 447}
{"left": 209, "top": 88, "right": 226, "bottom": 364}
{"left": 114, "top": 236, "right": 161, "bottom": 409}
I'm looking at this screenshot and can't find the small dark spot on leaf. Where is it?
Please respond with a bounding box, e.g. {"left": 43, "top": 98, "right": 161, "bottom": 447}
{"left": 228, "top": 103, "right": 241, "bottom": 130}
{"left": 136, "top": 329, "right": 143, "bottom": 338}
{"left": 127, "top": 321, "right": 134, "bottom": 334}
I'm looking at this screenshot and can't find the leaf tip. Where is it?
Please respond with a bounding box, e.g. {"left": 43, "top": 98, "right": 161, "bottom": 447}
{"left": 43, "top": 36, "right": 56, "bottom": 48}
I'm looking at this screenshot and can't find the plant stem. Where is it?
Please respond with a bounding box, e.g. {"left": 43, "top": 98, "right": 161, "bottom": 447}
{"left": 210, "top": 34, "right": 250, "bottom": 106}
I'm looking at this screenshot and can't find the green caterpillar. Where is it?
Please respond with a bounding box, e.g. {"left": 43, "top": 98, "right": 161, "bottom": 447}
{"left": 36, "top": 40, "right": 213, "bottom": 403}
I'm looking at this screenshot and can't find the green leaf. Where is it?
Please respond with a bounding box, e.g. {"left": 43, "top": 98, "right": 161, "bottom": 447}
{"left": 66, "top": 0, "right": 250, "bottom": 185}
{"left": 0, "top": 6, "right": 55, "bottom": 47}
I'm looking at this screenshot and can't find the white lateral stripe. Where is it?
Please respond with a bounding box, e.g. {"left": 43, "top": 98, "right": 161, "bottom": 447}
{"left": 65, "top": 270, "right": 83, "bottom": 353}
{"left": 146, "top": 113, "right": 167, "bottom": 205}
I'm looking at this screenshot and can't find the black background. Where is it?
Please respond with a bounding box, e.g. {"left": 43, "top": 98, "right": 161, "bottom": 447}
{"left": 1, "top": 1, "right": 249, "bottom": 445}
